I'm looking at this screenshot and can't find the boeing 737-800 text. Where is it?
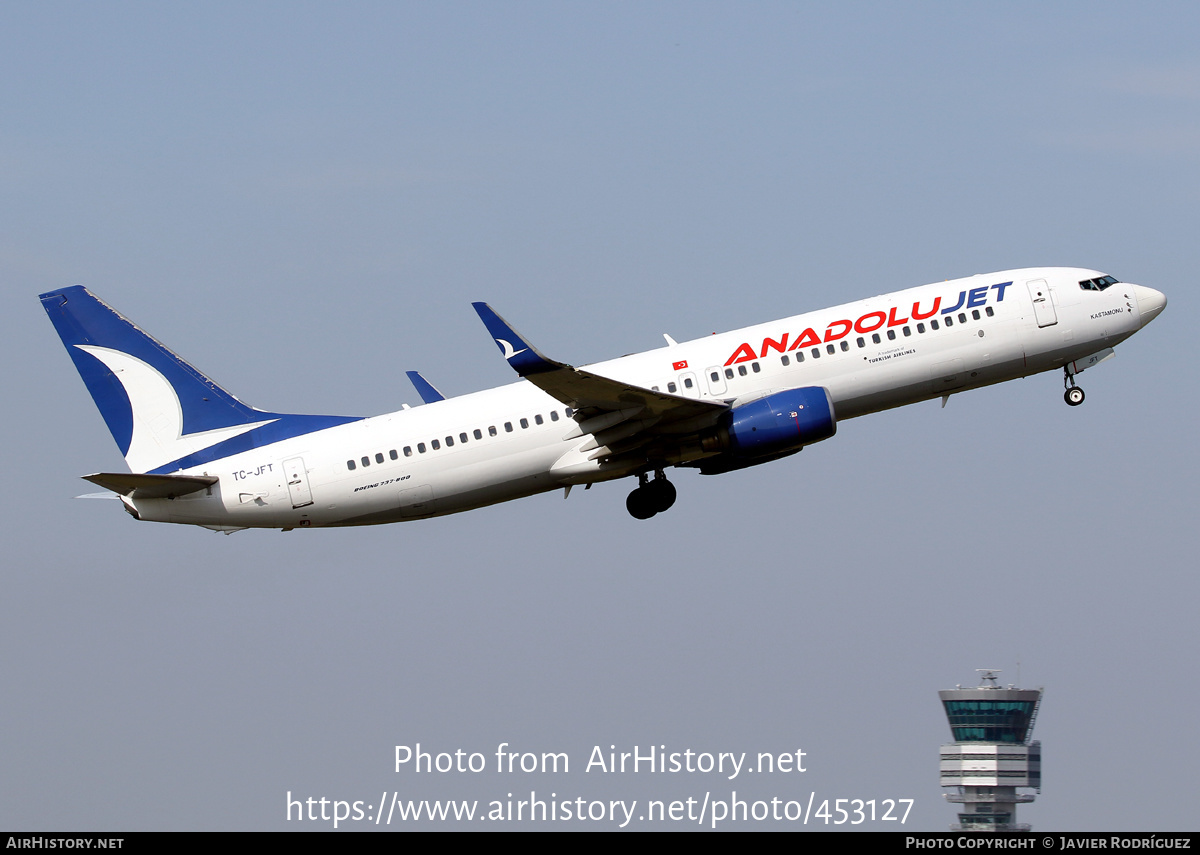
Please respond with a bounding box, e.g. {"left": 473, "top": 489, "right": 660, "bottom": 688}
{"left": 40, "top": 268, "right": 1166, "bottom": 529}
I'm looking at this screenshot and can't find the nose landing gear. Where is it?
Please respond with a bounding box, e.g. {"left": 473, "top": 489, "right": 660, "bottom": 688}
{"left": 626, "top": 470, "right": 677, "bottom": 520}
{"left": 1063, "top": 367, "right": 1085, "bottom": 407}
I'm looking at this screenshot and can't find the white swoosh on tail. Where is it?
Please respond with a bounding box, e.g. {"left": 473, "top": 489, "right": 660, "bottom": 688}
{"left": 76, "top": 345, "right": 276, "bottom": 473}
{"left": 497, "top": 338, "right": 527, "bottom": 360}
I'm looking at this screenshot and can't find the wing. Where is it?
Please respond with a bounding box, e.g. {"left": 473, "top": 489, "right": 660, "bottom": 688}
{"left": 405, "top": 370, "right": 446, "bottom": 404}
{"left": 472, "top": 302, "right": 727, "bottom": 465}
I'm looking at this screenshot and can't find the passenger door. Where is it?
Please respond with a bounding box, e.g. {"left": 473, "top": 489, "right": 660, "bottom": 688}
{"left": 283, "top": 457, "right": 314, "bottom": 508}
{"left": 1026, "top": 279, "right": 1058, "bottom": 328}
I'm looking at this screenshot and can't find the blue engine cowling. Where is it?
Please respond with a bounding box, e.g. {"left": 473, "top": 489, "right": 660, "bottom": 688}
{"left": 696, "top": 386, "right": 836, "bottom": 473}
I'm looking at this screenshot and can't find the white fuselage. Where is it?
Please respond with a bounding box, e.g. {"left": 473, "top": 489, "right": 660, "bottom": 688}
{"left": 130, "top": 267, "right": 1153, "bottom": 529}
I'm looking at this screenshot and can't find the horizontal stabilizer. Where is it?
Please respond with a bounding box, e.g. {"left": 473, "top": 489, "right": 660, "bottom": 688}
{"left": 405, "top": 370, "right": 446, "bottom": 404}
{"left": 82, "top": 472, "right": 218, "bottom": 499}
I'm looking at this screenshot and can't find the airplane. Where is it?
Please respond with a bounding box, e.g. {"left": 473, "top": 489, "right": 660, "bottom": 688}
{"left": 40, "top": 267, "right": 1166, "bottom": 530}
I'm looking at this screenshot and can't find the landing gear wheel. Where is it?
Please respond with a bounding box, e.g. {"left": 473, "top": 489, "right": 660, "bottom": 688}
{"left": 626, "top": 472, "right": 677, "bottom": 519}
{"left": 626, "top": 488, "right": 657, "bottom": 520}
{"left": 1064, "top": 386, "right": 1085, "bottom": 407}
{"left": 646, "top": 477, "right": 677, "bottom": 513}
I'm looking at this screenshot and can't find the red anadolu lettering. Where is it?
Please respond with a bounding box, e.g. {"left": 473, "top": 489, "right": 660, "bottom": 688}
{"left": 723, "top": 284, "right": 1006, "bottom": 366}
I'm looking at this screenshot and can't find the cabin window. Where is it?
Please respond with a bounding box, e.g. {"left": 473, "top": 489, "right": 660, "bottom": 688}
{"left": 725, "top": 368, "right": 734, "bottom": 379}
{"left": 667, "top": 382, "right": 677, "bottom": 393}
{"left": 389, "top": 449, "right": 398, "bottom": 460}
{"left": 917, "top": 323, "right": 925, "bottom": 333}
{"left": 856, "top": 337, "right": 865, "bottom": 348}
{"left": 460, "top": 432, "right": 468, "bottom": 443}
{"left": 958, "top": 312, "right": 967, "bottom": 324}
{"left": 489, "top": 426, "right": 497, "bottom": 437}
{"left": 404, "top": 446, "right": 413, "bottom": 457}
{"left": 444, "top": 436, "right": 454, "bottom": 447}
{"left": 752, "top": 362, "right": 761, "bottom": 373}
{"left": 903, "top": 326, "right": 911, "bottom": 337}
{"left": 361, "top": 456, "right": 370, "bottom": 467}
{"left": 795, "top": 351, "right": 805, "bottom": 363}
{"left": 780, "top": 356, "right": 789, "bottom": 367}
{"left": 684, "top": 376, "right": 694, "bottom": 387}
{"left": 550, "top": 411, "right": 559, "bottom": 422}
{"left": 944, "top": 316, "right": 953, "bottom": 327}
{"left": 651, "top": 386, "right": 659, "bottom": 391}
{"left": 346, "top": 460, "right": 356, "bottom": 470}
{"left": 811, "top": 348, "right": 820, "bottom": 359}
{"left": 931, "top": 319, "right": 940, "bottom": 330}
{"left": 504, "top": 422, "right": 513, "bottom": 433}
{"left": 535, "top": 414, "right": 544, "bottom": 425}
{"left": 474, "top": 429, "right": 483, "bottom": 440}
{"left": 375, "top": 452, "right": 384, "bottom": 464}
{"left": 418, "top": 442, "right": 426, "bottom": 453}
{"left": 887, "top": 329, "right": 896, "bottom": 341}
{"left": 840, "top": 340, "right": 850, "bottom": 351}
{"left": 565, "top": 408, "right": 574, "bottom": 418}
{"left": 986, "top": 306, "right": 994, "bottom": 317}
{"left": 431, "top": 439, "right": 440, "bottom": 450}
{"left": 520, "top": 418, "right": 529, "bottom": 429}
{"left": 825, "top": 344, "right": 834, "bottom": 355}
{"left": 872, "top": 333, "right": 881, "bottom": 344}
{"left": 972, "top": 309, "right": 981, "bottom": 320}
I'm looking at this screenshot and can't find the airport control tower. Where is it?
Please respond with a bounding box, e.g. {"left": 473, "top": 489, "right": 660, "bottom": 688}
{"left": 939, "top": 670, "right": 1042, "bottom": 831}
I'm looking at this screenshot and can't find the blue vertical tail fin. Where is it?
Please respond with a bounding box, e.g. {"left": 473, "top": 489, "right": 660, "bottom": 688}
{"left": 40, "top": 286, "right": 361, "bottom": 474}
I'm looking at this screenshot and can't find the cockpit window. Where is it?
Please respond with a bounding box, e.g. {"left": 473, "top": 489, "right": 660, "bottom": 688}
{"left": 1079, "top": 275, "right": 1120, "bottom": 291}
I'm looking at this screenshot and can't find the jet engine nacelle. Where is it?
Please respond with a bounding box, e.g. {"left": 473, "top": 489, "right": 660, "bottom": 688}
{"left": 698, "top": 387, "right": 836, "bottom": 470}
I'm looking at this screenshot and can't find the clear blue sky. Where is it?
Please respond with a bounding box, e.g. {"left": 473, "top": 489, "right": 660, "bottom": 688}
{"left": 2, "top": 2, "right": 1195, "bottom": 830}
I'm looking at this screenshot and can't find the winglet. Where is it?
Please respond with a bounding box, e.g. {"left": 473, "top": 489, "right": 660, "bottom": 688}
{"left": 471, "top": 302, "right": 561, "bottom": 376}
{"left": 405, "top": 370, "right": 446, "bottom": 404}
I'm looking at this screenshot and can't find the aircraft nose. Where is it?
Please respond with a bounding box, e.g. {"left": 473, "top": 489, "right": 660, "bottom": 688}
{"left": 1132, "top": 285, "right": 1167, "bottom": 328}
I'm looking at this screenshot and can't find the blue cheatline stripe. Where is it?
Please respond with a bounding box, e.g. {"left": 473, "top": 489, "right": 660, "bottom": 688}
{"left": 146, "top": 413, "right": 362, "bottom": 474}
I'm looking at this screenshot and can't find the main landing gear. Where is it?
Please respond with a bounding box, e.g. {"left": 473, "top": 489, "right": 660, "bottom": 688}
{"left": 1063, "top": 366, "right": 1085, "bottom": 407}
{"left": 626, "top": 470, "right": 676, "bottom": 520}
